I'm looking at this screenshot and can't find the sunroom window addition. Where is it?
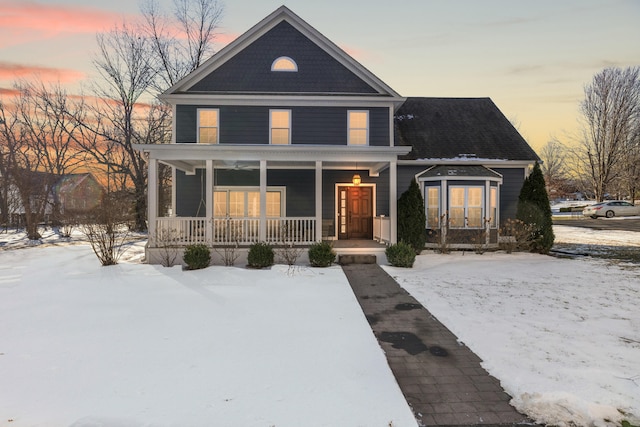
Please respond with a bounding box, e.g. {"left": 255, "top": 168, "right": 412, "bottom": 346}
{"left": 348, "top": 111, "right": 368, "bottom": 145}
{"left": 270, "top": 110, "right": 291, "bottom": 144}
{"left": 271, "top": 56, "right": 298, "bottom": 72}
{"left": 198, "top": 109, "right": 219, "bottom": 144}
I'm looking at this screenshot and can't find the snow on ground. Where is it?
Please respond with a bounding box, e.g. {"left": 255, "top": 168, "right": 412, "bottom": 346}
{"left": 385, "top": 225, "right": 640, "bottom": 427}
{"left": 1, "top": 224, "right": 639, "bottom": 427}
{"left": 0, "top": 240, "right": 416, "bottom": 427}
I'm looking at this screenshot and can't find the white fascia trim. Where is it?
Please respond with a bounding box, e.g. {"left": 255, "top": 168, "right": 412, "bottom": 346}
{"left": 398, "top": 159, "right": 536, "bottom": 168}
{"left": 160, "top": 93, "right": 405, "bottom": 109}
{"left": 135, "top": 143, "right": 411, "bottom": 162}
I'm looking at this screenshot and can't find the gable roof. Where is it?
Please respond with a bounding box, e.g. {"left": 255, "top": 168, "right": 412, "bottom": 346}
{"left": 162, "top": 6, "right": 402, "bottom": 99}
{"left": 394, "top": 97, "right": 540, "bottom": 162}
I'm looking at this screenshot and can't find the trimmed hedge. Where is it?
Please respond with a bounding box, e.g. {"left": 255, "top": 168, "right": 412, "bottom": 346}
{"left": 308, "top": 241, "right": 336, "bottom": 267}
{"left": 183, "top": 244, "right": 211, "bottom": 270}
{"left": 247, "top": 242, "right": 274, "bottom": 269}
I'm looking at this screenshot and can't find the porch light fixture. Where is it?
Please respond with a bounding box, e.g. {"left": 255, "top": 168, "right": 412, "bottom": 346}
{"left": 352, "top": 173, "right": 361, "bottom": 186}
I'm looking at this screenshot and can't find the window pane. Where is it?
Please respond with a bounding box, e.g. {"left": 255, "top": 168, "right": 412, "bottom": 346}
{"left": 271, "top": 129, "right": 290, "bottom": 145}
{"left": 450, "top": 188, "right": 465, "bottom": 206}
{"left": 449, "top": 207, "right": 465, "bottom": 228}
{"left": 468, "top": 187, "right": 482, "bottom": 206}
{"left": 247, "top": 192, "right": 260, "bottom": 217}
{"left": 490, "top": 187, "right": 497, "bottom": 227}
{"left": 272, "top": 57, "right": 297, "bottom": 71}
{"left": 229, "top": 191, "right": 245, "bottom": 217}
{"left": 214, "top": 191, "right": 227, "bottom": 217}
{"left": 349, "top": 129, "right": 367, "bottom": 145}
{"left": 468, "top": 207, "right": 482, "bottom": 227}
{"left": 200, "top": 110, "right": 218, "bottom": 126}
{"left": 199, "top": 128, "right": 218, "bottom": 144}
{"left": 426, "top": 187, "right": 439, "bottom": 227}
{"left": 351, "top": 112, "right": 367, "bottom": 128}
{"left": 266, "top": 192, "right": 281, "bottom": 217}
{"left": 271, "top": 111, "right": 289, "bottom": 128}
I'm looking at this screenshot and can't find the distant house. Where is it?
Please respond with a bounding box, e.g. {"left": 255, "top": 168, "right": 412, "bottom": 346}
{"left": 2, "top": 172, "right": 104, "bottom": 227}
{"left": 54, "top": 173, "right": 104, "bottom": 214}
{"left": 135, "top": 6, "right": 539, "bottom": 262}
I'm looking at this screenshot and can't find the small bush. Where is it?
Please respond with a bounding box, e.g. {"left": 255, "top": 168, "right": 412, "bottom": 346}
{"left": 247, "top": 242, "right": 274, "bottom": 268}
{"left": 386, "top": 242, "right": 416, "bottom": 267}
{"left": 308, "top": 241, "right": 336, "bottom": 267}
{"left": 183, "top": 244, "right": 211, "bottom": 270}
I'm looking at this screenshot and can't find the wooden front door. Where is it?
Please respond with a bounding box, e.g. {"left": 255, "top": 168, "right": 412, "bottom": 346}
{"left": 338, "top": 186, "right": 373, "bottom": 239}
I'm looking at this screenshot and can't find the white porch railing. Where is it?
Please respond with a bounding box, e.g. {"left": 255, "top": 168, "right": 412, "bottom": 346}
{"left": 373, "top": 215, "right": 391, "bottom": 244}
{"left": 153, "top": 216, "right": 316, "bottom": 246}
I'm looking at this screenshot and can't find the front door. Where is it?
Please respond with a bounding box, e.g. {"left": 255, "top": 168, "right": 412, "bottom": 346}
{"left": 338, "top": 186, "right": 373, "bottom": 239}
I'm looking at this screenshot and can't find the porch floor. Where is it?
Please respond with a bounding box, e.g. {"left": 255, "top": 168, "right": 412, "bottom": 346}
{"left": 330, "top": 239, "right": 388, "bottom": 249}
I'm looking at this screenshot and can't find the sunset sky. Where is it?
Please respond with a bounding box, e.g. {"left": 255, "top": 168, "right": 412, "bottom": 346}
{"left": 1, "top": 0, "right": 639, "bottom": 152}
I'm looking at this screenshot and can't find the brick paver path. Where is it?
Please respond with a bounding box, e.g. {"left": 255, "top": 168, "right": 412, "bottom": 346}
{"left": 342, "top": 264, "right": 533, "bottom": 427}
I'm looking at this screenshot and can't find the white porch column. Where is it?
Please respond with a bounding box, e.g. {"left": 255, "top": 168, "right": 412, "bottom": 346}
{"left": 206, "top": 160, "right": 214, "bottom": 242}
{"left": 171, "top": 166, "right": 176, "bottom": 217}
{"left": 315, "top": 161, "right": 322, "bottom": 242}
{"left": 389, "top": 160, "right": 398, "bottom": 244}
{"left": 259, "top": 160, "right": 267, "bottom": 242}
{"left": 148, "top": 157, "right": 158, "bottom": 244}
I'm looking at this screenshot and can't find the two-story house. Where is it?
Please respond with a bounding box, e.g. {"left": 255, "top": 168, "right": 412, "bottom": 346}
{"left": 136, "top": 6, "right": 539, "bottom": 264}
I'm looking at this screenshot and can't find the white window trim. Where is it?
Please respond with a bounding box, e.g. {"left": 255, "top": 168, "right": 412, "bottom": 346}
{"left": 271, "top": 56, "right": 298, "bottom": 72}
{"left": 213, "top": 186, "right": 286, "bottom": 217}
{"left": 197, "top": 108, "right": 219, "bottom": 144}
{"left": 348, "top": 110, "right": 369, "bottom": 145}
{"left": 269, "top": 109, "right": 291, "bottom": 145}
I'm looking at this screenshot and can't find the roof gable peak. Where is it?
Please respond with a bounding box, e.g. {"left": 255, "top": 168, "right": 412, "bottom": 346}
{"left": 163, "top": 6, "right": 402, "bottom": 98}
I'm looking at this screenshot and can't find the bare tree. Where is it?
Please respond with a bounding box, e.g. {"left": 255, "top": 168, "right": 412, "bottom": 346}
{"left": 0, "top": 81, "right": 85, "bottom": 238}
{"left": 539, "top": 138, "right": 568, "bottom": 199}
{"left": 576, "top": 66, "right": 640, "bottom": 201}
{"left": 141, "top": 0, "right": 224, "bottom": 91}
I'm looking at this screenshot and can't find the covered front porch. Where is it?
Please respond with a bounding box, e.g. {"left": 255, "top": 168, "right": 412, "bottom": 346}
{"left": 136, "top": 144, "right": 410, "bottom": 263}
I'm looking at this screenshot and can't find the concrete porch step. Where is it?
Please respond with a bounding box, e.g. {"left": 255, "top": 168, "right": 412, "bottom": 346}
{"left": 338, "top": 254, "right": 377, "bottom": 265}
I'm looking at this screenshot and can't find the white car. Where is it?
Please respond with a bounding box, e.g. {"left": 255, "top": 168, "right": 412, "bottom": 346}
{"left": 583, "top": 201, "right": 640, "bottom": 218}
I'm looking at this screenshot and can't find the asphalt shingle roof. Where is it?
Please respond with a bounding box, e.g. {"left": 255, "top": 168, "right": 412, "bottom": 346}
{"left": 394, "top": 97, "right": 540, "bottom": 162}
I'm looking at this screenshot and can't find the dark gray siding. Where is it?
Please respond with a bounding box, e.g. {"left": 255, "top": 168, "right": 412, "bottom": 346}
{"left": 176, "top": 105, "right": 389, "bottom": 146}
{"left": 176, "top": 170, "right": 206, "bottom": 217}
{"left": 188, "top": 21, "right": 378, "bottom": 94}
{"left": 494, "top": 168, "right": 526, "bottom": 222}
{"left": 397, "top": 166, "right": 427, "bottom": 197}
{"left": 268, "top": 170, "right": 315, "bottom": 216}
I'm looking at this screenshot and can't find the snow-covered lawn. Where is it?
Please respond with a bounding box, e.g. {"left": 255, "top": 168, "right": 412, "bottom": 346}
{"left": 0, "top": 224, "right": 639, "bottom": 427}
{"left": 386, "top": 225, "right": 640, "bottom": 427}
{"left": 0, "top": 242, "right": 415, "bottom": 427}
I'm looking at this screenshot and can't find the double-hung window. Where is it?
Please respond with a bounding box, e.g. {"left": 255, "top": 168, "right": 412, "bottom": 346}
{"left": 348, "top": 110, "right": 368, "bottom": 145}
{"left": 198, "top": 109, "right": 219, "bottom": 143}
{"left": 270, "top": 110, "right": 291, "bottom": 144}
{"left": 449, "top": 186, "right": 483, "bottom": 228}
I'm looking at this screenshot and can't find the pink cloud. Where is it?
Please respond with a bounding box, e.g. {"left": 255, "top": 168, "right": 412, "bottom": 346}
{"left": 0, "top": 1, "right": 125, "bottom": 35}
{"left": 0, "top": 61, "right": 85, "bottom": 83}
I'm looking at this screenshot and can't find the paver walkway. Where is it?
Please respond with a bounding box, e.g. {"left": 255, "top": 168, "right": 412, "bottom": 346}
{"left": 342, "top": 264, "right": 534, "bottom": 427}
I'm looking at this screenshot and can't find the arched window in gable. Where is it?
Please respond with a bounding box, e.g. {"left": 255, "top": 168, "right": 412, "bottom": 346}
{"left": 271, "top": 56, "right": 298, "bottom": 72}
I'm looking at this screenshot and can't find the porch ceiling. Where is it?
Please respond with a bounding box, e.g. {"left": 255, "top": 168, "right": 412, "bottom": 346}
{"left": 134, "top": 144, "right": 410, "bottom": 174}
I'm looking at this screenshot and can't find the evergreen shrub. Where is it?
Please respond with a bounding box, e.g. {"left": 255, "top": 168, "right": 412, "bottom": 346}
{"left": 516, "top": 162, "right": 555, "bottom": 254}
{"left": 308, "top": 241, "right": 336, "bottom": 267}
{"left": 398, "top": 179, "right": 427, "bottom": 254}
{"left": 183, "top": 244, "right": 211, "bottom": 270}
{"left": 385, "top": 241, "right": 416, "bottom": 267}
{"left": 247, "top": 242, "right": 274, "bottom": 268}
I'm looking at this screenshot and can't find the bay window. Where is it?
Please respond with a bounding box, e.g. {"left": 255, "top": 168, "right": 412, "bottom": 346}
{"left": 449, "top": 186, "right": 483, "bottom": 228}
